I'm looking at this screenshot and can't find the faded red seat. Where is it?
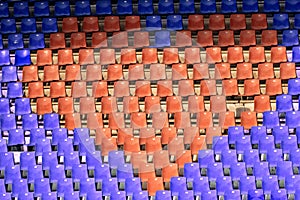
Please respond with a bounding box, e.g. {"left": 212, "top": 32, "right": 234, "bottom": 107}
{"left": 123, "top": 96, "right": 139, "bottom": 114}
{"left": 222, "top": 79, "right": 238, "bottom": 96}
{"left": 152, "top": 112, "right": 169, "bottom": 129}
{"left": 125, "top": 16, "right": 140, "bottom": 31}
{"left": 241, "top": 112, "right": 257, "bottom": 129}
{"left": 128, "top": 64, "right": 144, "bottom": 81}
{"left": 101, "top": 137, "right": 117, "bottom": 156}
{"left": 188, "top": 15, "right": 204, "bottom": 31}
{"left": 87, "top": 113, "right": 103, "bottom": 130}
{"left": 22, "top": 65, "right": 38, "bottom": 82}
{"left": 79, "top": 49, "right": 95, "bottom": 65}
{"left": 161, "top": 127, "right": 176, "bottom": 145}
{"left": 185, "top": 48, "right": 201, "bottom": 64}
{"left": 249, "top": 46, "right": 265, "bottom": 63}
{"left": 108, "top": 113, "right": 125, "bottom": 129}
{"left": 236, "top": 63, "right": 253, "bottom": 80}
{"left": 175, "top": 31, "right": 192, "bottom": 47}
{"left": 193, "top": 63, "right": 209, "bottom": 80}
{"left": 117, "top": 128, "right": 133, "bottom": 146}
{"left": 254, "top": 95, "right": 271, "bottom": 113}
{"left": 135, "top": 81, "right": 151, "bottom": 97}
{"left": 70, "top": 32, "right": 86, "bottom": 49}
{"left": 174, "top": 112, "right": 191, "bottom": 129}
{"left": 209, "top": 14, "right": 225, "bottom": 30}
{"left": 36, "top": 97, "right": 52, "bottom": 115}
{"left": 218, "top": 30, "right": 234, "bottom": 47}
{"left": 100, "top": 49, "right": 115, "bottom": 65}
{"left": 139, "top": 163, "right": 156, "bottom": 182}
{"left": 37, "top": 49, "right": 52, "bottom": 66}
{"left": 95, "top": 128, "right": 111, "bottom": 146}
{"left": 112, "top": 32, "right": 128, "bottom": 48}
{"left": 266, "top": 79, "right": 282, "bottom": 96}
{"left": 28, "top": 82, "right": 44, "bottom": 98}
{"left": 210, "top": 96, "right": 227, "bottom": 113}
{"left": 58, "top": 97, "right": 74, "bottom": 114}
{"left": 206, "top": 127, "right": 222, "bottom": 144}
{"left": 280, "top": 62, "right": 296, "bottom": 79}
{"left": 172, "top": 64, "right": 188, "bottom": 80}
{"left": 168, "top": 137, "right": 184, "bottom": 156}
{"left": 244, "top": 79, "right": 260, "bottom": 96}
{"left": 200, "top": 80, "right": 216, "bottom": 96}
{"left": 50, "top": 82, "right": 66, "bottom": 98}
{"left": 104, "top": 16, "right": 120, "bottom": 32}
{"left": 62, "top": 17, "right": 78, "bottom": 33}
{"left": 271, "top": 46, "right": 287, "bottom": 63}
{"left": 82, "top": 16, "right": 99, "bottom": 32}
{"left": 79, "top": 97, "right": 95, "bottom": 114}
{"left": 113, "top": 81, "right": 130, "bottom": 97}
{"left": 214, "top": 63, "right": 231, "bottom": 79}
{"left": 130, "top": 112, "right": 147, "bottom": 129}
{"left": 58, "top": 49, "right": 73, "bottom": 65}
{"left": 65, "top": 113, "right": 81, "bottom": 130}
{"left": 142, "top": 48, "right": 158, "bottom": 64}
{"left": 166, "top": 96, "right": 182, "bottom": 113}
{"left": 101, "top": 97, "right": 118, "bottom": 114}
{"left": 91, "top": 32, "right": 107, "bottom": 48}
{"left": 188, "top": 95, "right": 205, "bottom": 113}
{"left": 139, "top": 128, "right": 155, "bottom": 145}
{"left": 183, "top": 127, "right": 199, "bottom": 145}
{"left": 258, "top": 63, "right": 274, "bottom": 80}
{"left": 153, "top": 150, "right": 170, "bottom": 169}
{"left": 191, "top": 136, "right": 206, "bottom": 155}
{"left": 92, "top": 81, "right": 108, "bottom": 97}
{"left": 145, "top": 96, "right": 161, "bottom": 114}
{"left": 163, "top": 48, "right": 179, "bottom": 64}
{"left": 150, "top": 64, "right": 166, "bottom": 80}
{"left": 240, "top": 30, "right": 256, "bottom": 46}
{"left": 50, "top": 33, "right": 65, "bottom": 49}
{"left": 133, "top": 32, "right": 149, "bottom": 47}
{"left": 230, "top": 14, "right": 246, "bottom": 30}
{"left": 227, "top": 47, "right": 244, "bottom": 64}
{"left": 197, "top": 112, "right": 213, "bottom": 129}
{"left": 107, "top": 64, "right": 123, "bottom": 81}
{"left": 219, "top": 112, "right": 235, "bottom": 129}
{"left": 86, "top": 65, "right": 102, "bottom": 81}
{"left": 261, "top": 30, "right": 278, "bottom": 46}
{"left": 178, "top": 80, "right": 194, "bottom": 96}
{"left": 206, "top": 47, "right": 222, "bottom": 64}
{"left": 65, "top": 64, "right": 81, "bottom": 81}
{"left": 71, "top": 82, "right": 87, "bottom": 98}
{"left": 121, "top": 48, "right": 136, "bottom": 64}
{"left": 251, "top": 14, "right": 267, "bottom": 30}
{"left": 197, "top": 31, "right": 213, "bottom": 47}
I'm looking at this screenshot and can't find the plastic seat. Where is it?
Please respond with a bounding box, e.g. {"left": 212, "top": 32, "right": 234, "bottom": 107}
{"left": 273, "top": 14, "right": 289, "bottom": 30}
{"left": 280, "top": 62, "right": 296, "bottom": 80}
{"left": 2, "top": 66, "right": 17, "bottom": 82}
{"left": 96, "top": 0, "right": 112, "bottom": 15}
{"left": 197, "top": 31, "right": 213, "bottom": 47}
{"left": 125, "top": 16, "right": 140, "bottom": 31}
{"left": 58, "top": 49, "right": 73, "bottom": 66}
{"left": 70, "top": 33, "right": 86, "bottom": 49}
{"left": 166, "top": 96, "right": 182, "bottom": 113}
{"left": 157, "top": 80, "right": 172, "bottom": 97}
{"left": 22, "top": 114, "right": 38, "bottom": 130}
{"left": 34, "top": 178, "right": 51, "bottom": 196}
{"left": 155, "top": 31, "right": 170, "bottom": 47}
{"left": 15, "top": 49, "right": 31, "bottom": 66}
{"left": 176, "top": 31, "right": 192, "bottom": 47}
{"left": 240, "top": 30, "right": 256, "bottom": 46}
{"left": 286, "top": 175, "right": 300, "bottom": 193}
{"left": 0, "top": 50, "right": 10, "bottom": 66}
{"left": 162, "top": 164, "right": 179, "bottom": 182}
{"left": 288, "top": 79, "right": 300, "bottom": 95}
{"left": 286, "top": 111, "right": 300, "bottom": 128}
{"left": 276, "top": 94, "right": 293, "bottom": 112}
{"left": 36, "top": 139, "right": 51, "bottom": 159}
{"left": 22, "top": 65, "right": 38, "bottom": 82}
{"left": 145, "top": 96, "right": 161, "bottom": 114}
{"left": 104, "top": 16, "right": 120, "bottom": 32}
{"left": 138, "top": 0, "right": 153, "bottom": 14}
{"left": 170, "top": 177, "right": 187, "bottom": 196}
{"left": 130, "top": 112, "right": 147, "bottom": 129}
{"left": 222, "top": 79, "right": 238, "bottom": 96}
{"left": 249, "top": 46, "right": 265, "bottom": 63}
{"left": 112, "top": 32, "right": 128, "bottom": 48}
{"left": 188, "top": 15, "right": 204, "bottom": 31}
{"left": 75, "top": 0, "right": 90, "bottom": 16}
{"left": 1, "top": 19, "right": 16, "bottom": 34}
{"left": 133, "top": 32, "right": 149, "bottom": 47}
{"left": 230, "top": 14, "right": 246, "bottom": 30}
{"left": 29, "top": 33, "right": 45, "bottom": 50}
{"left": 58, "top": 97, "right": 74, "bottom": 114}
{"left": 62, "top": 17, "right": 78, "bottom": 33}
{"left": 8, "top": 34, "right": 23, "bottom": 50}
{"left": 21, "top": 18, "right": 36, "bottom": 34}
{"left": 13, "top": 1, "right": 29, "bottom": 17}
{"left": 117, "top": 0, "right": 132, "bottom": 14}
{"left": 42, "top": 18, "right": 58, "bottom": 33}
{"left": 7, "top": 82, "right": 23, "bottom": 98}
{"left": 0, "top": 98, "right": 9, "bottom": 114}
{"left": 254, "top": 95, "right": 271, "bottom": 113}
{"left": 142, "top": 48, "right": 158, "bottom": 64}
{"left": 267, "top": 149, "right": 283, "bottom": 166}
{"left": 123, "top": 97, "right": 139, "bottom": 114}
{"left": 244, "top": 79, "right": 260, "bottom": 96}
{"left": 188, "top": 96, "right": 204, "bottom": 113}
{"left": 258, "top": 63, "right": 274, "bottom": 80}
{"left": 209, "top": 15, "right": 225, "bottom": 30}
{"left": 57, "top": 178, "right": 73, "bottom": 197}
{"left": 167, "top": 15, "right": 183, "bottom": 30}
{"left": 216, "top": 176, "right": 233, "bottom": 196}
{"left": 251, "top": 14, "right": 267, "bottom": 30}
{"left": 263, "top": 176, "right": 279, "bottom": 194}
{"left": 50, "top": 82, "right": 66, "bottom": 98}
{"left": 34, "top": 1, "right": 49, "bottom": 17}
{"left": 241, "top": 112, "right": 257, "bottom": 129}
{"left": 100, "top": 49, "right": 115, "bottom": 65}
{"left": 253, "top": 162, "right": 270, "bottom": 180}
{"left": 28, "top": 82, "right": 44, "bottom": 98}
{"left": 264, "top": 0, "right": 280, "bottom": 12}
{"left": 266, "top": 79, "right": 282, "bottom": 96}
{"left": 242, "top": 0, "right": 258, "bottom": 12}
{"left": 0, "top": 2, "right": 9, "bottom": 18}
{"left": 201, "top": 0, "right": 216, "bottom": 13}
{"left": 271, "top": 46, "right": 287, "bottom": 63}
{"left": 102, "top": 178, "right": 118, "bottom": 196}
{"left": 206, "top": 47, "right": 222, "bottom": 64}
{"left": 218, "top": 30, "right": 235, "bottom": 47}
{"left": 261, "top": 30, "right": 278, "bottom": 46}
{"left": 283, "top": 30, "right": 299, "bottom": 46}
{"left": 174, "top": 112, "right": 191, "bottom": 128}
{"left": 158, "top": 0, "right": 174, "bottom": 14}
{"left": 214, "top": 63, "right": 231, "bottom": 79}
{"left": 54, "top": 1, "right": 70, "bottom": 16}
{"left": 146, "top": 16, "right": 161, "bottom": 31}
{"left": 37, "top": 49, "right": 52, "bottom": 66}
{"left": 240, "top": 176, "right": 256, "bottom": 195}
{"left": 82, "top": 17, "right": 99, "bottom": 32}
{"left": 101, "top": 97, "right": 117, "bottom": 114}
{"left": 50, "top": 33, "right": 65, "bottom": 49}
{"left": 114, "top": 81, "right": 130, "bottom": 97}
{"left": 29, "top": 128, "right": 45, "bottom": 146}
{"left": 71, "top": 82, "right": 87, "bottom": 98}
{"left": 92, "top": 81, "right": 108, "bottom": 98}
{"left": 5, "top": 165, "right": 21, "bottom": 184}
{"left": 85, "top": 65, "right": 102, "bottom": 81}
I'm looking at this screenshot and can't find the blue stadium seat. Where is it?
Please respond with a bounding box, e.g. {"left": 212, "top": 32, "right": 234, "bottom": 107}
{"left": 228, "top": 126, "right": 244, "bottom": 145}
{"left": 55, "top": 1, "right": 70, "bottom": 16}
{"left": 27, "top": 165, "right": 43, "bottom": 184}
{"left": 34, "top": 1, "right": 50, "bottom": 17}
{"left": 35, "top": 138, "right": 52, "bottom": 156}
{"left": 170, "top": 177, "right": 187, "bottom": 196}
{"left": 0, "top": 98, "right": 9, "bottom": 114}
{"left": 179, "top": 0, "right": 194, "bottom": 14}
{"left": 202, "top": 191, "right": 217, "bottom": 199}
{"left": 243, "top": 0, "right": 258, "bottom": 12}
{"left": 224, "top": 190, "right": 241, "bottom": 200}
{"left": 264, "top": 0, "right": 280, "bottom": 12}
{"left": 34, "top": 178, "right": 51, "bottom": 196}
{"left": 29, "top": 128, "right": 45, "bottom": 146}
{"left": 0, "top": 139, "right": 7, "bottom": 152}
{"left": 133, "top": 191, "right": 148, "bottom": 200}
{"left": 86, "top": 191, "right": 102, "bottom": 200}
{"left": 259, "top": 136, "right": 275, "bottom": 154}
{"left": 111, "top": 191, "right": 126, "bottom": 200}
{"left": 2, "top": 66, "right": 17, "bottom": 82}
{"left": 236, "top": 136, "right": 252, "bottom": 154}
{"left": 86, "top": 151, "right": 102, "bottom": 170}
{"left": 267, "top": 149, "right": 283, "bottom": 166}
{"left": 158, "top": 0, "right": 174, "bottom": 14}
{"left": 200, "top": 0, "right": 216, "bottom": 14}
{"left": 276, "top": 94, "right": 293, "bottom": 112}
{"left": 15, "top": 49, "right": 31, "bottom": 66}
{"left": 22, "top": 114, "right": 38, "bottom": 131}
{"left": 282, "top": 136, "right": 298, "bottom": 154}
{"left": 262, "top": 176, "right": 279, "bottom": 194}
{"left": 0, "top": 50, "right": 10, "bottom": 66}
{"left": 253, "top": 162, "right": 270, "bottom": 180}
{"left": 272, "top": 189, "right": 287, "bottom": 200}
{"left": 15, "top": 98, "right": 31, "bottom": 115}
{"left": 125, "top": 177, "right": 141, "bottom": 195}
{"left": 21, "top": 18, "right": 37, "bottom": 34}
{"left": 51, "top": 128, "right": 68, "bottom": 146}
{"left": 58, "top": 138, "right": 73, "bottom": 156}
{"left": 5, "top": 165, "right": 21, "bottom": 184}
{"left": 14, "top": 2, "right": 29, "bottom": 17}
{"left": 286, "top": 0, "right": 300, "bottom": 12}
{"left": 155, "top": 31, "right": 170, "bottom": 47}
{"left": 96, "top": 0, "right": 112, "bottom": 15}
{"left": 73, "top": 128, "right": 90, "bottom": 145}
{"left": 216, "top": 176, "right": 232, "bottom": 195}
{"left": 94, "top": 164, "right": 111, "bottom": 182}
{"left": 42, "top": 192, "right": 58, "bottom": 200}
{"left": 0, "top": 2, "right": 9, "bottom": 18}
{"left": 286, "top": 175, "right": 300, "bottom": 193}
{"left": 117, "top": 0, "right": 132, "bottom": 15}
{"left": 178, "top": 191, "right": 194, "bottom": 200}
{"left": 230, "top": 162, "right": 247, "bottom": 181}
{"left": 277, "top": 161, "right": 293, "bottom": 180}
{"left": 57, "top": 178, "right": 73, "bottom": 197}
{"left": 0, "top": 194, "right": 11, "bottom": 200}
{"left": 29, "top": 33, "right": 45, "bottom": 50}
{"left": 0, "top": 180, "right": 5, "bottom": 194}
{"left": 8, "top": 34, "right": 24, "bottom": 50}
{"left": 240, "top": 176, "right": 256, "bottom": 195}
{"left": 146, "top": 16, "right": 162, "bottom": 31}
{"left": 117, "top": 163, "right": 133, "bottom": 182}
{"left": 1, "top": 114, "right": 16, "bottom": 131}
{"left": 156, "top": 191, "right": 172, "bottom": 199}
{"left": 221, "top": 0, "right": 237, "bottom": 13}
{"left": 167, "top": 15, "right": 183, "bottom": 30}
{"left": 20, "top": 152, "right": 35, "bottom": 171}
{"left": 49, "top": 165, "right": 65, "bottom": 183}
{"left": 1, "top": 19, "right": 16, "bottom": 34}
{"left": 75, "top": 0, "right": 91, "bottom": 16}
{"left": 207, "top": 163, "right": 223, "bottom": 181}
{"left": 295, "top": 14, "right": 300, "bottom": 29}
{"left": 44, "top": 113, "right": 60, "bottom": 130}
{"left": 292, "top": 47, "right": 300, "bottom": 62}
{"left": 108, "top": 150, "right": 125, "bottom": 169}
{"left": 79, "top": 138, "right": 96, "bottom": 156}
{"left": 198, "top": 150, "right": 214, "bottom": 168}
{"left": 283, "top": 30, "right": 299, "bottom": 46}
{"left": 212, "top": 136, "right": 229, "bottom": 154}
{"left": 12, "top": 179, "right": 28, "bottom": 197}
{"left": 272, "top": 126, "right": 289, "bottom": 145}
{"left": 102, "top": 178, "right": 119, "bottom": 196}
{"left": 288, "top": 79, "right": 300, "bottom": 95}
{"left": 0, "top": 152, "right": 14, "bottom": 170}
{"left": 42, "top": 18, "right": 58, "bottom": 33}
{"left": 184, "top": 163, "right": 200, "bottom": 182}
{"left": 80, "top": 178, "right": 96, "bottom": 196}
{"left": 273, "top": 14, "right": 290, "bottom": 30}
{"left": 72, "top": 164, "right": 88, "bottom": 182}
{"left": 64, "top": 151, "right": 80, "bottom": 170}
{"left": 138, "top": 0, "right": 153, "bottom": 14}
{"left": 221, "top": 150, "right": 237, "bottom": 168}
{"left": 263, "top": 111, "right": 280, "bottom": 128}
{"left": 286, "top": 111, "right": 300, "bottom": 128}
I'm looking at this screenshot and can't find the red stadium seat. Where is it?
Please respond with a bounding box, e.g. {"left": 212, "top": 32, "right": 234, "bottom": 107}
{"left": 251, "top": 14, "right": 267, "bottom": 30}
{"left": 258, "top": 63, "right": 274, "bottom": 80}
{"left": 125, "top": 16, "right": 140, "bottom": 31}
{"left": 188, "top": 15, "right": 204, "bottom": 31}
{"left": 62, "top": 17, "right": 78, "bottom": 33}
{"left": 82, "top": 16, "right": 99, "bottom": 32}
{"left": 230, "top": 14, "right": 246, "bottom": 30}
{"left": 209, "top": 14, "right": 225, "bottom": 30}
{"left": 197, "top": 31, "right": 213, "bottom": 47}
{"left": 254, "top": 95, "right": 271, "bottom": 113}
{"left": 91, "top": 32, "right": 107, "bottom": 48}
{"left": 22, "top": 65, "right": 38, "bottom": 82}
{"left": 240, "top": 30, "right": 256, "bottom": 46}
{"left": 104, "top": 16, "right": 120, "bottom": 32}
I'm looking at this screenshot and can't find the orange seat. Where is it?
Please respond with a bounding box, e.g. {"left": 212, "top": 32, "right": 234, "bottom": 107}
{"left": 230, "top": 14, "right": 246, "bottom": 30}
{"left": 209, "top": 14, "right": 225, "bottom": 30}
{"left": 206, "top": 127, "right": 222, "bottom": 144}
{"left": 191, "top": 136, "right": 206, "bottom": 155}
{"left": 183, "top": 127, "right": 199, "bottom": 145}
{"left": 271, "top": 46, "right": 287, "bottom": 63}
{"left": 254, "top": 95, "right": 271, "bottom": 113}
{"left": 131, "top": 152, "right": 147, "bottom": 169}
{"left": 200, "top": 80, "right": 217, "bottom": 96}
{"left": 79, "top": 49, "right": 95, "bottom": 65}
{"left": 50, "top": 82, "right": 65, "bottom": 98}
{"left": 244, "top": 79, "right": 260, "bottom": 96}
{"left": 37, "top": 49, "right": 52, "bottom": 66}
{"left": 87, "top": 112, "right": 103, "bottom": 130}
{"left": 188, "top": 15, "right": 204, "bottom": 31}
{"left": 240, "top": 30, "right": 256, "bottom": 46}
{"left": 82, "top": 16, "right": 99, "bottom": 32}
{"left": 241, "top": 112, "right": 257, "bottom": 129}
{"left": 249, "top": 47, "right": 265, "bottom": 64}
{"left": 145, "top": 96, "right": 161, "bottom": 114}
{"left": 135, "top": 81, "right": 151, "bottom": 97}
{"left": 125, "top": 16, "right": 140, "bottom": 31}
{"left": 133, "top": 32, "right": 149, "bottom": 47}
{"left": 261, "top": 30, "right": 278, "bottom": 46}
{"left": 251, "top": 14, "right": 267, "bottom": 30}
{"left": 130, "top": 112, "right": 147, "bottom": 129}
{"left": 236, "top": 63, "right": 253, "bottom": 80}
{"left": 265, "top": 79, "right": 282, "bottom": 96}
{"left": 65, "top": 64, "right": 81, "bottom": 81}
{"left": 175, "top": 31, "right": 192, "bottom": 47}
{"left": 174, "top": 112, "right": 191, "bottom": 129}
{"left": 58, "top": 97, "right": 74, "bottom": 114}
{"left": 197, "top": 112, "right": 213, "bottom": 129}
{"left": 178, "top": 80, "right": 194, "bottom": 96}
{"left": 139, "top": 127, "right": 155, "bottom": 145}
{"left": 193, "top": 63, "right": 209, "bottom": 80}
{"left": 162, "top": 164, "right": 179, "bottom": 182}
{"left": 148, "top": 177, "right": 164, "bottom": 196}
{"left": 210, "top": 96, "right": 227, "bottom": 113}
{"left": 161, "top": 127, "right": 177, "bottom": 145}
{"left": 117, "top": 128, "right": 133, "bottom": 146}
{"left": 23, "top": 65, "right": 38, "bottom": 82}
{"left": 44, "top": 65, "right": 59, "bottom": 82}
{"left": 71, "top": 82, "right": 87, "bottom": 98}
{"left": 91, "top": 32, "right": 107, "bottom": 48}
{"left": 70, "top": 32, "right": 86, "bottom": 49}
{"left": 113, "top": 81, "right": 130, "bottom": 97}
{"left": 157, "top": 80, "right": 173, "bottom": 97}
{"left": 107, "top": 64, "right": 123, "bottom": 81}
{"left": 215, "top": 63, "right": 231, "bottom": 79}
{"left": 185, "top": 48, "right": 201, "bottom": 64}
{"left": 65, "top": 113, "right": 81, "bottom": 130}
{"left": 206, "top": 47, "right": 222, "bottom": 64}
{"left": 172, "top": 64, "right": 188, "bottom": 80}
{"left": 108, "top": 112, "right": 125, "bottom": 129}
{"left": 176, "top": 150, "right": 192, "bottom": 168}
{"left": 36, "top": 97, "right": 52, "bottom": 115}
{"left": 218, "top": 30, "right": 234, "bottom": 47}
{"left": 219, "top": 111, "right": 235, "bottom": 129}
{"left": 150, "top": 64, "right": 166, "bottom": 80}
{"left": 124, "top": 137, "right": 140, "bottom": 153}
{"left": 123, "top": 96, "right": 139, "bottom": 114}
{"left": 142, "top": 48, "right": 158, "bottom": 64}
{"left": 153, "top": 150, "right": 170, "bottom": 169}
{"left": 112, "top": 32, "right": 128, "bottom": 48}
{"left": 28, "top": 82, "right": 44, "bottom": 98}
{"left": 86, "top": 65, "right": 102, "bottom": 81}
{"left": 168, "top": 137, "right": 184, "bottom": 156}
{"left": 163, "top": 48, "right": 179, "bottom": 64}
{"left": 128, "top": 64, "right": 144, "bottom": 81}
{"left": 121, "top": 48, "right": 136, "bottom": 64}
{"left": 139, "top": 163, "right": 156, "bottom": 182}
{"left": 152, "top": 112, "right": 169, "bottom": 129}
{"left": 58, "top": 49, "right": 73, "bottom": 65}
{"left": 280, "top": 63, "right": 296, "bottom": 79}
{"left": 50, "top": 33, "right": 65, "bottom": 49}
{"left": 101, "top": 137, "right": 117, "bottom": 156}
{"left": 62, "top": 17, "right": 78, "bottom": 33}
{"left": 95, "top": 128, "right": 111, "bottom": 146}
{"left": 101, "top": 97, "right": 118, "bottom": 114}
{"left": 166, "top": 96, "right": 182, "bottom": 113}
{"left": 258, "top": 63, "right": 274, "bottom": 80}
{"left": 227, "top": 47, "right": 244, "bottom": 64}
{"left": 197, "top": 30, "right": 213, "bottom": 47}
{"left": 222, "top": 79, "right": 238, "bottom": 96}
{"left": 188, "top": 95, "right": 205, "bottom": 113}
{"left": 92, "top": 81, "right": 108, "bottom": 97}
{"left": 104, "top": 16, "right": 120, "bottom": 32}
{"left": 99, "top": 49, "right": 115, "bottom": 65}
{"left": 79, "top": 97, "right": 95, "bottom": 114}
